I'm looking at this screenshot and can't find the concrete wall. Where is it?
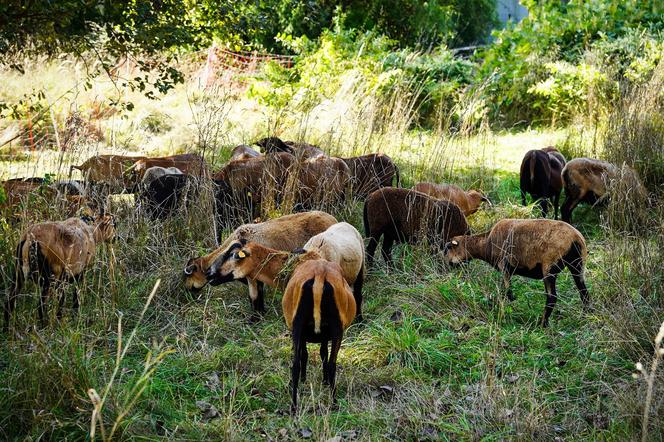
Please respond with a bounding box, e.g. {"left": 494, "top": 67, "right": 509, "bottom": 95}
{"left": 496, "top": 0, "right": 529, "bottom": 24}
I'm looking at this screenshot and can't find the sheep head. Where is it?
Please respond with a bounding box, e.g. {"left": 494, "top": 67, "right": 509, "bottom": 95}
{"left": 207, "top": 239, "right": 254, "bottom": 283}
{"left": 443, "top": 237, "right": 471, "bottom": 266}
{"left": 183, "top": 257, "right": 209, "bottom": 292}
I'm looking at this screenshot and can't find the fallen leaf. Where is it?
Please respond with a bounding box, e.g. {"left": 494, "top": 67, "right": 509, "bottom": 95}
{"left": 326, "top": 437, "right": 342, "bottom": 442}
{"left": 506, "top": 374, "right": 520, "bottom": 384}
{"left": 278, "top": 428, "right": 288, "bottom": 438}
{"left": 195, "top": 400, "right": 220, "bottom": 421}
{"left": 339, "top": 429, "right": 358, "bottom": 439}
{"left": 390, "top": 310, "right": 403, "bottom": 322}
{"left": 206, "top": 372, "right": 221, "bottom": 392}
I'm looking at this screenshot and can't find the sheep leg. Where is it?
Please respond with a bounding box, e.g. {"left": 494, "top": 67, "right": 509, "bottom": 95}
{"left": 538, "top": 198, "right": 549, "bottom": 218}
{"left": 561, "top": 193, "right": 582, "bottom": 223}
{"left": 541, "top": 276, "right": 558, "bottom": 327}
{"left": 56, "top": 281, "right": 67, "bottom": 319}
{"left": 366, "top": 235, "right": 379, "bottom": 267}
{"left": 247, "top": 279, "right": 265, "bottom": 321}
{"left": 290, "top": 332, "right": 304, "bottom": 414}
{"left": 352, "top": 274, "right": 364, "bottom": 322}
{"left": 320, "top": 340, "right": 329, "bottom": 384}
{"left": 328, "top": 336, "right": 342, "bottom": 405}
{"left": 553, "top": 191, "right": 561, "bottom": 220}
{"left": 520, "top": 189, "right": 527, "bottom": 206}
{"left": 381, "top": 235, "right": 395, "bottom": 269}
{"left": 300, "top": 343, "right": 308, "bottom": 383}
{"left": 38, "top": 276, "right": 52, "bottom": 327}
{"left": 567, "top": 259, "right": 590, "bottom": 308}
{"left": 5, "top": 277, "right": 22, "bottom": 331}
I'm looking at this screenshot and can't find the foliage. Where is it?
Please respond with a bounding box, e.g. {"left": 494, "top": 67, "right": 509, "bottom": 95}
{"left": 478, "top": 0, "right": 664, "bottom": 127}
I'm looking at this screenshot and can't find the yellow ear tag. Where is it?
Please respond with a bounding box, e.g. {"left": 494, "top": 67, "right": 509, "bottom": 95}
{"left": 452, "top": 240, "right": 458, "bottom": 246}
{"left": 237, "top": 250, "right": 246, "bottom": 258}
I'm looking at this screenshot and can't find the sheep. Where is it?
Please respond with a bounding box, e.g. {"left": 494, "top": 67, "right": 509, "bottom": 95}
{"left": 255, "top": 136, "right": 326, "bottom": 159}
{"left": 412, "top": 182, "right": 489, "bottom": 216}
{"left": 183, "top": 211, "right": 337, "bottom": 316}
{"left": 70, "top": 154, "right": 146, "bottom": 191}
{"left": 519, "top": 148, "right": 564, "bottom": 218}
{"left": 443, "top": 218, "right": 589, "bottom": 327}
{"left": 560, "top": 158, "right": 644, "bottom": 223}
{"left": 126, "top": 153, "right": 209, "bottom": 186}
{"left": 140, "top": 166, "right": 183, "bottom": 187}
{"left": 289, "top": 156, "right": 350, "bottom": 211}
{"left": 282, "top": 259, "right": 356, "bottom": 412}
{"left": 213, "top": 152, "right": 294, "bottom": 223}
{"left": 1, "top": 178, "right": 88, "bottom": 219}
{"left": 138, "top": 173, "right": 195, "bottom": 219}
{"left": 5, "top": 212, "right": 116, "bottom": 328}
{"left": 542, "top": 146, "right": 567, "bottom": 167}
{"left": 342, "top": 153, "right": 400, "bottom": 199}
{"left": 364, "top": 187, "right": 470, "bottom": 267}
{"left": 209, "top": 222, "right": 366, "bottom": 320}
{"left": 230, "top": 144, "right": 262, "bottom": 161}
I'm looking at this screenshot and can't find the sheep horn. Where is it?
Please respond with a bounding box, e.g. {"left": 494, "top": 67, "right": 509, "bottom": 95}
{"left": 183, "top": 265, "right": 194, "bottom": 276}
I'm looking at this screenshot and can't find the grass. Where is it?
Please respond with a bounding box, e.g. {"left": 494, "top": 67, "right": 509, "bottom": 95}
{"left": 1, "top": 58, "right": 663, "bottom": 440}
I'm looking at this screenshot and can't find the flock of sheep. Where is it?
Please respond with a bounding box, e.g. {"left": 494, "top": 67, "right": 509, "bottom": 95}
{"left": 1, "top": 137, "right": 644, "bottom": 411}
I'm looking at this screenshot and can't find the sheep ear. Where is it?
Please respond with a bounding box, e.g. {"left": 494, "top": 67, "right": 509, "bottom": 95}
{"left": 236, "top": 250, "right": 248, "bottom": 259}
{"left": 183, "top": 265, "right": 195, "bottom": 275}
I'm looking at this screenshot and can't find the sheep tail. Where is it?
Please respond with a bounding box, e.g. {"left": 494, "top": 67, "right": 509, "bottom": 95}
{"left": 528, "top": 151, "right": 536, "bottom": 187}
{"left": 312, "top": 273, "right": 324, "bottom": 334}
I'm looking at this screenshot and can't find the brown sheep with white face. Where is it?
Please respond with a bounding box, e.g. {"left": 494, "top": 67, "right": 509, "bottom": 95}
{"left": 182, "top": 211, "right": 337, "bottom": 317}
{"left": 5, "top": 213, "right": 116, "bottom": 328}
{"left": 343, "top": 153, "right": 400, "bottom": 199}
{"left": 282, "top": 259, "right": 356, "bottom": 413}
{"left": 561, "top": 158, "right": 645, "bottom": 223}
{"left": 443, "top": 218, "right": 589, "bottom": 327}
{"left": 210, "top": 222, "right": 366, "bottom": 320}
{"left": 412, "top": 182, "right": 489, "bottom": 216}
{"left": 364, "top": 187, "right": 470, "bottom": 268}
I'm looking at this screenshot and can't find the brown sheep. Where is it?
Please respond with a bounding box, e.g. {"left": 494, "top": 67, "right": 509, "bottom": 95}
{"left": 182, "top": 211, "right": 337, "bottom": 316}
{"left": 342, "top": 153, "right": 400, "bottom": 199}
{"left": 5, "top": 213, "right": 116, "bottom": 328}
{"left": 443, "top": 218, "right": 589, "bottom": 326}
{"left": 282, "top": 259, "right": 356, "bottom": 412}
{"left": 1, "top": 178, "right": 88, "bottom": 219}
{"left": 210, "top": 222, "right": 366, "bottom": 320}
{"left": 213, "top": 152, "right": 294, "bottom": 222}
{"left": 520, "top": 149, "right": 564, "bottom": 218}
{"left": 364, "top": 187, "right": 470, "bottom": 267}
{"left": 126, "top": 153, "right": 209, "bottom": 188}
{"left": 255, "top": 136, "right": 326, "bottom": 159}
{"left": 561, "top": 158, "right": 644, "bottom": 223}
{"left": 289, "top": 156, "right": 350, "bottom": 211}
{"left": 70, "top": 154, "right": 146, "bottom": 190}
{"left": 412, "top": 182, "right": 489, "bottom": 216}
{"left": 230, "top": 144, "right": 262, "bottom": 161}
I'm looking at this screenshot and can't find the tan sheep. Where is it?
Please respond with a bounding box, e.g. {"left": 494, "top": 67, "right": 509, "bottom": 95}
{"left": 412, "top": 182, "right": 489, "bottom": 216}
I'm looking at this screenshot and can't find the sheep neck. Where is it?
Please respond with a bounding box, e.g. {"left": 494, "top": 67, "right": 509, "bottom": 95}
{"left": 464, "top": 233, "right": 495, "bottom": 265}
{"left": 248, "top": 247, "right": 289, "bottom": 288}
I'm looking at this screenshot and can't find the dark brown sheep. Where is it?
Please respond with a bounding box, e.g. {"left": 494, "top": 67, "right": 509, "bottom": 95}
{"left": 342, "top": 153, "right": 400, "bottom": 199}
{"left": 282, "top": 259, "right": 356, "bottom": 412}
{"left": 255, "top": 136, "right": 326, "bottom": 159}
{"left": 363, "top": 187, "right": 470, "bottom": 267}
{"left": 520, "top": 148, "right": 564, "bottom": 218}
{"left": 412, "top": 182, "right": 489, "bottom": 216}
{"left": 5, "top": 213, "right": 116, "bottom": 328}
{"left": 443, "top": 219, "right": 589, "bottom": 326}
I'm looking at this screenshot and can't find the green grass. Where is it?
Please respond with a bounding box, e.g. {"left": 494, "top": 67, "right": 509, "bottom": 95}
{"left": 1, "top": 60, "right": 663, "bottom": 441}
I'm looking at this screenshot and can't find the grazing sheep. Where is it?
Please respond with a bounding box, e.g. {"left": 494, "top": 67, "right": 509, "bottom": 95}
{"left": 364, "top": 187, "right": 470, "bottom": 267}
{"left": 138, "top": 173, "right": 195, "bottom": 219}
{"left": 520, "top": 149, "right": 564, "bottom": 218}
{"left": 70, "top": 154, "right": 146, "bottom": 190}
{"left": 213, "top": 152, "right": 294, "bottom": 223}
{"left": 282, "top": 259, "right": 356, "bottom": 412}
{"left": 1, "top": 178, "right": 88, "bottom": 219}
{"left": 342, "top": 153, "right": 400, "bottom": 199}
{"left": 210, "top": 222, "right": 366, "bottom": 320}
{"left": 560, "top": 158, "right": 644, "bottom": 223}
{"left": 183, "top": 211, "right": 337, "bottom": 315}
{"left": 140, "top": 166, "right": 183, "bottom": 187}
{"left": 5, "top": 212, "right": 116, "bottom": 328}
{"left": 412, "top": 182, "right": 489, "bottom": 216}
{"left": 542, "top": 146, "right": 567, "bottom": 167}
{"left": 443, "top": 218, "right": 589, "bottom": 326}
{"left": 255, "top": 136, "right": 326, "bottom": 159}
{"left": 230, "top": 144, "right": 262, "bottom": 161}
{"left": 290, "top": 156, "right": 350, "bottom": 210}
{"left": 126, "top": 153, "right": 209, "bottom": 186}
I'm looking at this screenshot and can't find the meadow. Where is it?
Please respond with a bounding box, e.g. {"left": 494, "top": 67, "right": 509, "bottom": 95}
{"left": 0, "top": 57, "right": 663, "bottom": 441}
